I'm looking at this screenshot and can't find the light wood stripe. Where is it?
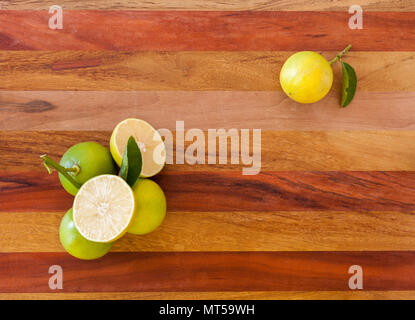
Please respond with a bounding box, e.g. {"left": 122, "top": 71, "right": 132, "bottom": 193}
{"left": 2, "top": 91, "right": 415, "bottom": 131}
{"left": 2, "top": 0, "right": 414, "bottom": 11}
{"left": 2, "top": 211, "right": 415, "bottom": 252}
{"left": 2, "top": 131, "right": 415, "bottom": 172}
{"left": 0, "top": 11, "right": 414, "bottom": 51}
{"left": 1, "top": 291, "right": 415, "bottom": 300}
{"left": 1, "top": 51, "right": 414, "bottom": 91}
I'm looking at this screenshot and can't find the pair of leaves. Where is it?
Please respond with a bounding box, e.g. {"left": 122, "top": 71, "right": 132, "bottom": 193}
{"left": 119, "top": 136, "right": 142, "bottom": 188}
{"left": 341, "top": 61, "right": 357, "bottom": 108}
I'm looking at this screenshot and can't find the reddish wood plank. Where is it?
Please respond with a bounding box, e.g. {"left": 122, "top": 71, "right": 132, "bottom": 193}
{"left": 0, "top": 172, "right": 73, "bottom": 212}
{"left": 0, "top": 11, "right": 414, "bottom": 51}
{"left": 1, "top": 251, "right": 415, "bottom": 292}
{"left": 1, "top": 171, "right": 415, "bottom": 212}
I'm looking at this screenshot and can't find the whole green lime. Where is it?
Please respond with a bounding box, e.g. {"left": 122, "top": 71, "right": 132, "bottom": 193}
{"left": 60, "top": 208, "right": 112, "bottom": 260}
{"left": 59, "top": 142, "right": 116, "bottom": 196}
{"left": 128, "top": 179, "right": 167, "bottom": 235}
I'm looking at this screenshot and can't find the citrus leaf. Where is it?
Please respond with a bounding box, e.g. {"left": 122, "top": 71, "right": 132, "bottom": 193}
{"left": 341, "top": 61, "right": 357, "bottom": 108}
{"left": 119, "top": 136, "right": 142, "bottom": 187}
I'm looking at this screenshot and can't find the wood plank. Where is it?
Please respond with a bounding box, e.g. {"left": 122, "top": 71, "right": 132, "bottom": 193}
{"left": 2, "top": 0, "right": 414, "bottom": 11}
{"left": 2, "top": 291, "right": 415, "bottom": 300}
{"left": 2, "top": 211, "right": 415, "bottom": 252}
{"left": 1, "top": 251, "right": 415, "bottom": 292}
{"left": 1, "top": 51, "right": 414, "bottom": 91}
{"left": 2, "top": 131, "right": 415, "bottom": 172}
{"left": 0, "top": 11, "right": 414, "bottom": 51}
{"left": 2, "top": 91, "right": 415, "bottom": 131}
{"left": 1, "top": 171, "right": 415, "bottom": 212}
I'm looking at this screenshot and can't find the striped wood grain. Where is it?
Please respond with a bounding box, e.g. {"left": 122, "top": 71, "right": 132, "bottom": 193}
{"left": 1, "top": 51, "right": 414, "bottom": 91}
{"left": 2, "top": 131, "right": 415, "bottom": 172}
{"left": 2, "top": 211, "right": 415, "bottom": 252}
{"left": 2, "top": 291, "right": 415, "bottom": 300}
{"left": 2, "top": 171, "right": 415, "bottom": 212}
{"left": 0, "top": 11, "right": 414, "bottom": 50}
{"left": 1, "top": 2, "right": 415, "bottom": 300}
{"left": 1, "top": 251, "right": 415, "bottom": 292}
{"left": 2, "top": 0, "right": 414, "bottom": 11}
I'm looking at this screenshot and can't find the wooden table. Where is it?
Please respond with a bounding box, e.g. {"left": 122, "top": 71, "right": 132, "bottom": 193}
{"left": 1, "top": 1, "right": 415, "bottom": 300}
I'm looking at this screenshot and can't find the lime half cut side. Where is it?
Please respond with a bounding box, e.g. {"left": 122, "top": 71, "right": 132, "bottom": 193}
{"left": 73, "top": 174, "right": 136, "bottom": 243}
{"left": 110, "top": 118, "right": 166, "bottom": 178}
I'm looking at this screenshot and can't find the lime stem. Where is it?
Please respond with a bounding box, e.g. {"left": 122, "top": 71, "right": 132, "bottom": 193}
{"left": 329, "top": 44, "right": 352, "bottom": 65}
{"left": 40, "top": 154, "right": 82, "bottom": 189}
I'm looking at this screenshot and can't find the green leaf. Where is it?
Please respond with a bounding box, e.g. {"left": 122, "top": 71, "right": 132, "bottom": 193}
{"left": 341, "top": 61, "right": 357, "bottom": 108}
{"left": 119, "top": 136, "right": 142, "bottom": 188}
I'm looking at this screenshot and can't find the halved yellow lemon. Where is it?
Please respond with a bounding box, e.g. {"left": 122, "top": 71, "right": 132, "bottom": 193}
{"left": 110, "top": 118, "right": 166, "bottom": 178}
{"left": 73, "top": 174, "right": 136, "bottom": 243}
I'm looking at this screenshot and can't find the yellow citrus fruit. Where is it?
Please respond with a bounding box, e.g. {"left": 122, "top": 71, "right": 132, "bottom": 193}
{"left": 280, "top": 51, "right": 333, "bottom": 104}
{"left": 128, "top": 179, "right": 167, "bottom": 235}
{"left": 73, "top": 174, "right": 136, "bottom": 243}
{"left": 110, "top": 118, "right": 166, "bottom": 178}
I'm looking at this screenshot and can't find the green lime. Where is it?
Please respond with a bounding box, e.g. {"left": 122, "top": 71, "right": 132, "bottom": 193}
{"left": 59, "top": 142, "right": 116, "bottom": 195}
{"left": 59, "top": 208, "right": 112, "bottom": 260}
{"left": 128, "top": 179, "right": 167, "bottom": 235}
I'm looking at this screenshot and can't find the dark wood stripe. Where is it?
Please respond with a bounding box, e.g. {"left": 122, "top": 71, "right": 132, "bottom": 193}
{"left": 1, "top": 171, "right": 415, "bottom": 212}
{"left": 1, "top": 251, "right": 415, "bottom": 292}
{"left": 0, "top": 11, "right": 414, "bottom": 51}
{"left": 0, "top": 131, "right": 111, "bottom": 173}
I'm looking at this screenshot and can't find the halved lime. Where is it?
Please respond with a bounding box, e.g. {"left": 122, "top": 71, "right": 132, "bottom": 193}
{"left": 110, "top": 118, "right": 166, "bottom": 178}
{"left": 73, "top": 174, "right": 136, "bottom": 243}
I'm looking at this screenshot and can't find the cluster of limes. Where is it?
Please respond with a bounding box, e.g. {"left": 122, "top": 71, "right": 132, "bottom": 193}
{"left": 42, "top": 119, "right": 167, "bottom": 260}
